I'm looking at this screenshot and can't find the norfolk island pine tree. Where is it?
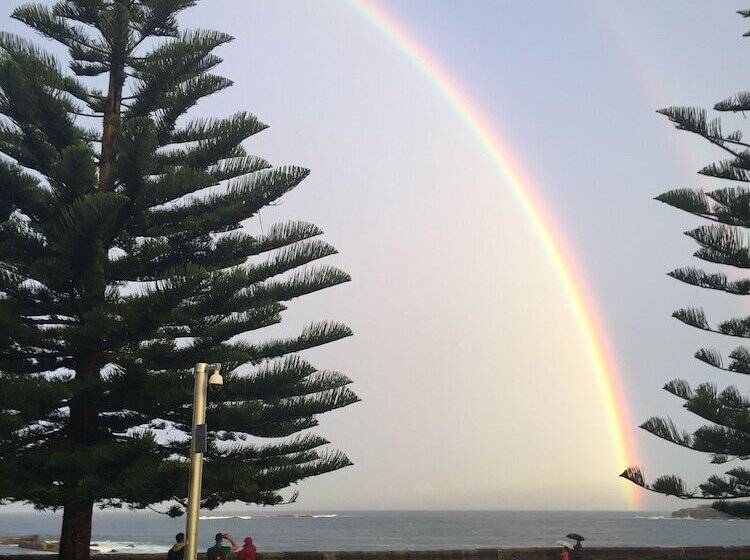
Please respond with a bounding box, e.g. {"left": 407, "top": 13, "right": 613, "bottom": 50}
{"left": 0, "top": 2, "right": 359, "bottom": 559}
{"left": 621, "top": 8, "right": 750, "bottom": 518}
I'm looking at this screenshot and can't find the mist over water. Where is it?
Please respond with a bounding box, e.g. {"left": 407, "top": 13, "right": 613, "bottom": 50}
{"left": 2, "top": 511, "right": 750, "bottom": 554}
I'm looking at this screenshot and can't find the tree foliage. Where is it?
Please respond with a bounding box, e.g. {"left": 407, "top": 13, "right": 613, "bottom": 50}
{"left": 0, "top": 0, "right": 357, "bottom": 550}
{"left": 621, "top": 9, "right": 750, "bottom": 517}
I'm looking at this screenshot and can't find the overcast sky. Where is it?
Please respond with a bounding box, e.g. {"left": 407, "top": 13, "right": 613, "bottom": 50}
{"left": 4, "top": 0, "right": 750, "bottom": 512}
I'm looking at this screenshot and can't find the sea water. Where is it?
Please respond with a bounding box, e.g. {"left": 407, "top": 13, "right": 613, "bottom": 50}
{"left": 1, "top": 510, "right": 750, "bottom": 555}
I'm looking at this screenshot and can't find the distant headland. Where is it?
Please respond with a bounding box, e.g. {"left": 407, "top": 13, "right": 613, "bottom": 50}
{"left": 671, "top": 505, "right": 733, "bottom": 519}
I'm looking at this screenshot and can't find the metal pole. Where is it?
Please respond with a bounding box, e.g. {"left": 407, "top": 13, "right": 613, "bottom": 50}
{"left": 185, "top": 363, "right": 208, "bottom": 560}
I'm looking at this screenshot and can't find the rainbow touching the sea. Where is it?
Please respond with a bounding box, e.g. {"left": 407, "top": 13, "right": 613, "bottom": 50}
{"left": 350, "top": 0, "right": 642, "bottom": 509}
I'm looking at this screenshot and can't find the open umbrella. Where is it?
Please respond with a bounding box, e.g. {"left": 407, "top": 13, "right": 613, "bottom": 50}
{"left": 566, "top": 533, "right": 585, "bottom": 542}
{"left": 557, "top": 540, "right": 573, "bottom": 548}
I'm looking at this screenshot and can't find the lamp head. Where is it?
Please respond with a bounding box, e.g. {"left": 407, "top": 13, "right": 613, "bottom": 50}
{"left": 207, "top": 364, "right": 223, "bottom": 386}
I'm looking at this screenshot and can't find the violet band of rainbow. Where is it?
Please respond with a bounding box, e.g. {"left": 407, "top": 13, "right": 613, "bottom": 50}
{"left": 350, "top": 0, "right": 642, "bottom": 509}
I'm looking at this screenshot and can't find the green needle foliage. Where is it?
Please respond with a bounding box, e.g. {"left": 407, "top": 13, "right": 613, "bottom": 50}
{"left": 0, "top": 1, "right": 358, "bottom": 558}
{"left": 620, "top": 8, "right": 750, "bottom": 518}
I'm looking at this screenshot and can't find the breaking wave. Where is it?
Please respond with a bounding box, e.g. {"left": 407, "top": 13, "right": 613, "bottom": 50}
{"left": 199, "top": 515, "right": 253, "bottom": 520}
{"left": 199, "top": 513, "right": 337, "bottom": 521}
{"left": 634, "top": 515, "right": 692, "bottom": 520}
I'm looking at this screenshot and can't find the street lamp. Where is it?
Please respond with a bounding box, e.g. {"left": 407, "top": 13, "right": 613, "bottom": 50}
{"left": 208, "top": 367, "right": 223, "bottom": 386}
{"left": 185, "top": 363, "right": 223, "bottom": 560}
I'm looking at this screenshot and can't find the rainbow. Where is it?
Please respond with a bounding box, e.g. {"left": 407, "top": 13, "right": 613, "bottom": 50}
{"left": 350, "top": 0, "right": 642, "bottom": 509}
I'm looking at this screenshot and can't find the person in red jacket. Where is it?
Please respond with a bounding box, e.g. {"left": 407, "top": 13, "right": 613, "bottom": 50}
{"left": 235, "top": 537, "right": 256, "bottom": 560}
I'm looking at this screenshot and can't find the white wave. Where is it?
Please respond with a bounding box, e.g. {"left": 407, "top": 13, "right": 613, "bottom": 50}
{"left": 268, "top": 513, "right": 337, "bottom": 519}
{"left": 197, "top": 512, "right": 335, "bottom": 521}
{"left": 199, "top": 515, "right": 253, "bottom": 520}
{"left": 634, "top": 515, "right": 696, "bottom": 520}
{"left": 90, "top": 541, "right": 166, "bottom": 554}
{"left": 0, "top": 541, "right": 171, "bottom": 555}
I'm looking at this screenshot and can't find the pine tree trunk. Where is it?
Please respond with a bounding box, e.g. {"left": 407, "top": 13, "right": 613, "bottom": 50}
{"left": 98, "top": 3, "right": 128, "bottom": 192}
{"left": 98, "top": 65, "right": 123, "bottom": 191}
{"left": 59, "top": 7, "right": 128, "bottom": 556}
{"left": 59, "top": 353, "right": 102, "bottom": 560}
{"left": 58, "top": 501, "right": 93, "bottom": 560}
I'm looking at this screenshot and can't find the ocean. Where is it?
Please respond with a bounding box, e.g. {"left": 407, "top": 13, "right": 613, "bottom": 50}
{"left": 1, "top": 510, "right": 749, "bottom": 555}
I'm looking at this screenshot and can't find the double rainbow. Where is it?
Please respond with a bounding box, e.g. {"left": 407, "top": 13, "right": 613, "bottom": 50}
{"left": 350, "top": 0, "right": 641, "bottom": 508}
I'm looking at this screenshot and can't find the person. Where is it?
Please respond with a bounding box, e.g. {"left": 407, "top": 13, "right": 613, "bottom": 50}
{"left": 206, "top": 533, "right": 238, "bottom": 560}
{"left": 572, "top": 540, "right": 584, "bottom": 560}
{"left": 167, "top": 533, "right": 185, "bottom": 560}
{"left": 560, "top": 544, "right": 571, "bottom": 560}
{"left": 235, "top": 537, "right": 256, "bottom": 560}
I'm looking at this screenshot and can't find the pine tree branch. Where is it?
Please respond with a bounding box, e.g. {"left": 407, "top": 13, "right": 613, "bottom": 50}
{"left": 658, "top": 107, "right": 743, "bottom": 159}
{"left": 668, "top": 267, "right": 750, "bottom": 295}
{"left": 620, "top": 466, "right": 750, "bottom": 500}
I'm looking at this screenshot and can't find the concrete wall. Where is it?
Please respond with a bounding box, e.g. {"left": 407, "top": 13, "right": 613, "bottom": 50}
{"left": 7, "top": 548, "right": 750, "bottom": 560}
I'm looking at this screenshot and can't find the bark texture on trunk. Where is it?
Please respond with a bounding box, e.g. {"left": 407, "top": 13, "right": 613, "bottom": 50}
{"left": 98, "top": 66, "right": 123, "bottom": 191}
{"left": 58, "top": 354, "right": 102, "bottom": 560}
{"left": 58, "top": 501, "right": 94, "bottom": 560}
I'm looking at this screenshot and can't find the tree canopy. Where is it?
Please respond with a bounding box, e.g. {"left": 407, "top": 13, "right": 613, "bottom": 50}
{"left": 621, "top": 8, "right": 750, "bottom": 518}
{"left": 0, "top": 1, "right": 358, "bottom": 558}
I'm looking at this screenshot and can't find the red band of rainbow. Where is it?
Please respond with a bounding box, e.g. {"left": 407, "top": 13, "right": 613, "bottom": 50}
{"left": 350, "top": 0, "right": 642, "bottom": 509}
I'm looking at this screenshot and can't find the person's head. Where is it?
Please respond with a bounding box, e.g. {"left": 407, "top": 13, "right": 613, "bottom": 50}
{"left": 243, "top": 537, "right": 253, "bottom": 547}
{"left": 215, "top": 533, "right": 224, "bottom": 544}
{"left": 175, "top": 533, "right": 184, "bottom": 544}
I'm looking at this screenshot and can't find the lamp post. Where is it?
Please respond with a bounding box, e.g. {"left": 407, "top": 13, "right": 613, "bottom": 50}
{"left": 185, "top": 363, "right": 223, "bottom": 560}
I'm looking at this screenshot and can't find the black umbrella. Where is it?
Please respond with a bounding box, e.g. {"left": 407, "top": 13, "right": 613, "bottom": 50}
{"left": 566, "top": 533, "right": 585, "bottom": 542}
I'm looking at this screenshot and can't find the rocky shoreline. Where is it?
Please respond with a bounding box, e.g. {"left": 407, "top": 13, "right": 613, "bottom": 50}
{"left": 0, "top": 536, "right": 58, "bottom": 552}
{"left": 0, "top": 536, "right": 141, "bottom": 554}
